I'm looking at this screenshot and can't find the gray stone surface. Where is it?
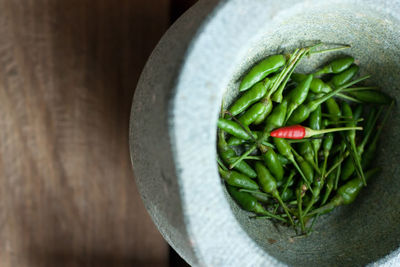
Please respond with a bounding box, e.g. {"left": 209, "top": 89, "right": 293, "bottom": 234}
{"left": 130, "top": 0, "right": 400, "bottom": 266}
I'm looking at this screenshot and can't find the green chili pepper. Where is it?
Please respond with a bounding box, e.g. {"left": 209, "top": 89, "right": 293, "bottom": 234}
{"left": 230, "top": 80, "right": 270, "bottom": 116}
{"left": 353, "top": 105, "right": 363, "bottom": 120}
{"left": 251, "top": 74, "right": 280, "bottom": 125}
{"left": 239, "top": 55, "right": 286, "bottom": 92}
{"left": 218, "top": 131, "right": 257, "bottom": 178}
{"left": 342, "top": 102, "right": 356, "bottom": 141}
{"left": 322, "top": 149, "right": 345, "bottom": 204}
{"left": 287, "top": 75, "right": 369, "bottom": 125}
{"left": 239, "top": 189, "right": 270, "bottom": 203}
{"left": 273, "top": 138, "right": 313, "bottom": 192}
{"left": 310, "top": 78, "right": 333, "bottom": 93}
{"left": 341, "top": 156, "right": 355, "bottom": 181}
{"left": 217, "top": 118, "right": 251, "bottom": 140}
{"left": 315, "top": 56, "right": 354, "bottom": 75}
{"left": 325, "top": 98, "right": 342, "bottom": 123}
{"left": 273, "top": 138, "right": 294, "bottom": 161}
{"left": 348, "top": 90, "right": 392, "bottom": 105}
{"left": 252, "top": 99, "right": 274, "bottom": 125}
{"left": 226, "top": 185, "right": 286, "bottom": 221}
{"left": 330, "top": 64, "right": 359, "bottom": 88}
{"left": 292, "top": 148, "right": 314, "bottom": 184}
{"left": 285, "top": 74, "right": 313, "bottom": 121}
{"left": 239, "top": 98, "right": 273, "bottom": 125}
{"left": 255, "top": 162, "right": 294, "bottom": 225}
{"left": 258, "top": 100, "right": 288, "bottom": 144}
{"left": 309, "top": 106, "right": 322, "bottom": 165}
{"left": 219, "top": 49, "right": 393, "bottom": 234}
{"left": 218, "top": 167, "right": 259, "bottom": 190}
{"left": 305, "top": 92, "right": 318, "bottom": 103}
{"left": 321, "top": 132, "right": 334, "bottom": 175}
{"left": 287, "top": 82, "right": 347, "bottom": 124}
{"left": 227, "top": 131, "right": 262, "bottom": 146}
{"left": 297, "top": 141, "right": 320, "bottom": 173}
{"left": 290, "top": 73, "right": 306, "bottom": 83}
{"left": 304, "top": 177, "right": 323, "bottom": 215}
{"left": 277, "top": 154, "right": 290, "bottom": 167}
{"left": 262, "top": 149, "right": 284, "bottom": 182}
{"left": 361, "top": 140, "right": 376, "bottom": 169}
{"left": 309, "top": 168, "right": 381, "bottom": 215}
{"left": 292, "top": 73, "right": 332, "bottom": 94}
{"left": 264, "top": 100, "right": 288, "bottom": 133}
{"left": 281, "top": 188, "right": 294, "bottom": 202}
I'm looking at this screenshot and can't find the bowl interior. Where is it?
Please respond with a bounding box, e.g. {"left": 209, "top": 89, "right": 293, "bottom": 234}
{"left": 223, "top": 2, "right": 400, "bottom": 266}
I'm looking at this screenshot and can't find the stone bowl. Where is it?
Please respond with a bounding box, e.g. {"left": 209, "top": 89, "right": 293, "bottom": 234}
{"left": 130, "top": 0, "right": 400, "bottom": 266}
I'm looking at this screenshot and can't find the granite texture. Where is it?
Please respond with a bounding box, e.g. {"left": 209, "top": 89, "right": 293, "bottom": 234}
{"left": 130, "top": 0, "right": 400, "bottom": 266}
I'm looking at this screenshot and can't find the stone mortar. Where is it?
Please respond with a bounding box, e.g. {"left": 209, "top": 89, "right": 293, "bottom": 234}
{"left": 130, "top": 0, "right": 400, "bottom": 266}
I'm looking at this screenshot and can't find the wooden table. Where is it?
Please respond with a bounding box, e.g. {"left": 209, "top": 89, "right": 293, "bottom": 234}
{"left": 0, "top": 1, "right": 195, "bottom": 266}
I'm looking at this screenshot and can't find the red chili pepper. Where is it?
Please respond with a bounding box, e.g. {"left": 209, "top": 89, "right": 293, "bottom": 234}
{"left": 270, "top": 125, "right": 362, "bottom": 139}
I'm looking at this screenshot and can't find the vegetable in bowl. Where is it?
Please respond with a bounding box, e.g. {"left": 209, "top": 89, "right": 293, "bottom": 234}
{"left": 217, "top": 42, "right": 394, "bottom": 235}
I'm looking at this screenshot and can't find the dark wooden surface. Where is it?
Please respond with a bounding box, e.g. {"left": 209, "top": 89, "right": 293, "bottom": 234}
{"left": 0, "top": 1, "right": 198, "bottom": 266}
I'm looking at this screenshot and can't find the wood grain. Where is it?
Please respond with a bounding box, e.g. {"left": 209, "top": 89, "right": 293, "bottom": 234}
{"left": 0, "top": 1, "right": 170, "bottom": 266}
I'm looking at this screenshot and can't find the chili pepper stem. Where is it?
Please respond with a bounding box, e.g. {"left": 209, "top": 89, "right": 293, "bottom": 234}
{"left": 307, "top": 81, "right": 350, "bottom": 111}
{"left": 304, "top": 199, "right": 314, "bottom": 216}
{"left": 337, "top": 93, "right": 362, "bottom": 103}
{"left": 334, "top": 161, "right": 342, "bottom": 191}
{"left": 288, "top": 137, "right": 323, "bottom": 144}
{"left": 342, "top": 86, "right": 378, "bottom": 92}
{"left": 270, "top": 48, "right": 306, "bottom": 100}
{"left": 261, "top": 141, "right": 275, "bottom": 148}
{"left": 341, "top": 75, "right": 371, "bottom": 88}
{"left": 275, "top": 193, "right": 295, "bottom": 226}
{"left": 296, "top": 187, "right": 306, "bottom": 233}
{"left": 363, "top": 101, "right": 394, "bottom": 155}
{"left": 272, "top": 49, "right": 309, "bottom": 102}
{"left": 307, "top": 201, "right": 337, "bottom": 216}
{"left": 290, "top": 157, "right": 314, "bottom": 194}
{"left": 281, "top": 171, "right": 295, "bottom": 195}
{"left": 232, "top": 156, "right": 263, "bottom": 161}
{"left": 321, "top": 169, "right": 338, "bottom": 205}
{"left": 225, "top": 111, "right": 258, "bottom": 142}
{"left": 217, "top": 157, "right": 228, "bottom": 171}
{"left": 309, "top": 159, "right": 321, "bottom": 175}
{"left": 229, "top": 144, "right": 257, "bottom": 169}
{"left": 321, "top": 155, "right": 328, "bottom": 180}
{"left": 358, "top": 107, "right": 383, "bottom": 154}
{"left": 372, "top": 101, "right": 395, "bottom": 142}
{"left": 322, "top": 113, "right": 352, "bottom": 119}
{"left": 325, "top": 151, "right": 348, "bottom": 179}
{"left": 268, "top": 49, "right": 301, "bottom": 98}
{"left": 343, "top": 136, "right": 366, "bottom": 186}
{"left": 260, "top": 210, "right": 287, "bottom": 222}
{"left": 305, "top": 126, "right": 362, "bottom": 138}
{"left": 335, "top": 118, "right": 364, "bottom": 124}
{"left": 306, "top": 214, "right": 320, "bottom": 234}
{"left": 308, "top": 44, "right": 351, "bottom": 55}
{"left": 239, "top": 189, "right": 269, "bottom": 197}
{"left": 314, "top": 152, "right": 319, "bottom": 170}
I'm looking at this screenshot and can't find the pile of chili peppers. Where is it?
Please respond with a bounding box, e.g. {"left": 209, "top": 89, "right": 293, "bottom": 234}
{"left": 217, "top": 43, "right": 394, "bottom": 235}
